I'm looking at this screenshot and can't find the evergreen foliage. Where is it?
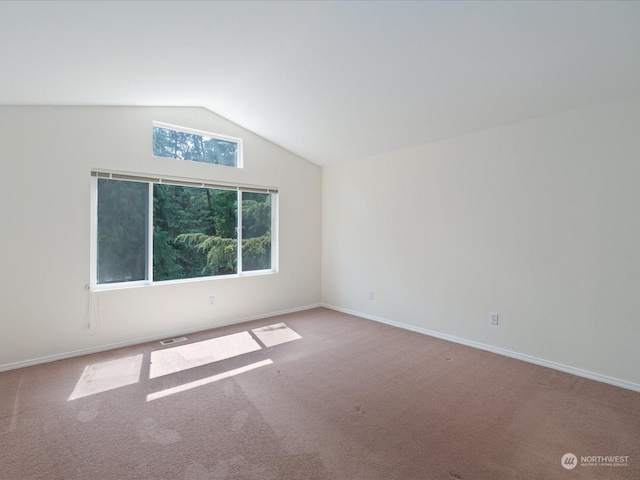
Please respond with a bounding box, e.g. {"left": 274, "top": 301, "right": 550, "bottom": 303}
{"left": 97, "top": 180, "right": 272, "bottom": 284}
{"left": 96, "top": 127, "right": 270, "bottom": 285}
{"left": 152, "top": 126, "right": 237, "bottom": 166}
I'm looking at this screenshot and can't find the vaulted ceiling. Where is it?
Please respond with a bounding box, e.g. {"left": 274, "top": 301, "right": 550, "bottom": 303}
{"left": 2, "top": 1, "right": 640, "bottom": 165}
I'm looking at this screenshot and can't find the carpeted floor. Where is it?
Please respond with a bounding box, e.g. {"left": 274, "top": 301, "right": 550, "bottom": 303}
{"left": 1, "top": 307, "right": 639, "bottom": 479}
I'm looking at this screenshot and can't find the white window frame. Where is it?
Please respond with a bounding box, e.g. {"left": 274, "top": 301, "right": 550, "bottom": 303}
{"left": 152, "top": 121, "right": 244, "bottom": 168}
{"left": 89, "top": 170, "right": 278, "bottom": 291}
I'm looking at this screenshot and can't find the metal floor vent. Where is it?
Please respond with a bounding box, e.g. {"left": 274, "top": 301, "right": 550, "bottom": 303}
{"left": 160, "top": 336, "right": 188, "bottom": 346}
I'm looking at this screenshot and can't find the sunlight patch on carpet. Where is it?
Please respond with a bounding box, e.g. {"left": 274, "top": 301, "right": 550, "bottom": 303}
{"left": 68, "top": 354, "right": 143, "bottom": 401}
{"left": 252, "top": 323, "right": 302, "bottom": 347}
{"left": 149, "top": 331, "right": 262, "bottom": 378}
{"left": 146, "top": 359, "right": 273, "bottom": 401}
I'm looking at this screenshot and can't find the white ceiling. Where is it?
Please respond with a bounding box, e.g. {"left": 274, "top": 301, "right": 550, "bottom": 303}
{"left": 1, "top": 1, "right": 640, "bottom": 166}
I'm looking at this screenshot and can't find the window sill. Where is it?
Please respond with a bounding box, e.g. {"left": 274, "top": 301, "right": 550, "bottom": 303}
{"left": 90, "top": 269, "right": 278, "bottom": 292}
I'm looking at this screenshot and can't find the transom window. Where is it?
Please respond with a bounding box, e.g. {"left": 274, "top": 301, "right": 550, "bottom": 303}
{"left": 152, "top": 122, "right": 242, "bottom": 168}
{"left": 91, "top": 171, "right": 277, "bottom": 289}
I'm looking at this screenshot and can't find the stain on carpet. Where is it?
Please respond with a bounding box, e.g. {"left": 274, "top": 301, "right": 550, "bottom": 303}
{"left": 76, "top": 402, "right": 100, "bottom": 423}
{"left": 138, "top": 418, "right": 181, "bottom": 445}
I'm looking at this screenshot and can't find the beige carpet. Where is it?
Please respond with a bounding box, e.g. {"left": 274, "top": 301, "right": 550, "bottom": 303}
{"left": 1, "top": 308, "right": 638, "bottom": 479}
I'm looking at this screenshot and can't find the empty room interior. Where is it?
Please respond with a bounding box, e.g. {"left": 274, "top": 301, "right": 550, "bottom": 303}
{"left": 1, "top": 1, "right": 640, "bottom": 479}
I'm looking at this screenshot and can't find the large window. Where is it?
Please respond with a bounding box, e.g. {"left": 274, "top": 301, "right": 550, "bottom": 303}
{"left": 152, "top": 122, "right": 242, "bottom": 168}
{"left": 91, "top": 172, "right": 276, "bottom": 288}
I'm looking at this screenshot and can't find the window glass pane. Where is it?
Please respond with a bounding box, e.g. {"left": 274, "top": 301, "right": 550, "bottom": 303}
{"left": 97, "top": 179, "right": 148, "bottom": 284}
{"left": 242, "top": 192, "right": 272, "bottom": 271}
{"left": 152, "top": 126, "right": 238, "bottom": 167}
{"left": 153, "top": 185, "right": 237, "bottom": 281}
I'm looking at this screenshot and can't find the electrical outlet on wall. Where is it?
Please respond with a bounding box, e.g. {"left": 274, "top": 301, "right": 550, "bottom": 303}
{"left": 368, "top": 290, "right": 375, "bottom": 300}
{"left": 490, "top": 312, "right": 499, "bottom": 325}
{"left": 208, "top": 296, "right": 216, "bottom": 306}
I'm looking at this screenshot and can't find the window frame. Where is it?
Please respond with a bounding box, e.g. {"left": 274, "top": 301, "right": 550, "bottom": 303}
{"left": 152, "top": 121, "right": 244, "bottom": 168}
{"left": 89, "top": 171, "right": 278, "bottom": 291}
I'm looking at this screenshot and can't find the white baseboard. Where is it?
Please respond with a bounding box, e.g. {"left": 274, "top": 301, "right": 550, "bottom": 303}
{"left": 321, "top": 303, "right": 640, "bottom": 394}
{"left": 0, "top": 303, "right": 322, "bottom": 373}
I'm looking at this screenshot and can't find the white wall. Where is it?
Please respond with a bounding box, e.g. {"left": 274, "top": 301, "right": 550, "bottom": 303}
{"left": 0, "top": 106, "right": 321, "bottom": 369}
{"left": 322, "top": 95, "right": 640, "bottom": 389}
